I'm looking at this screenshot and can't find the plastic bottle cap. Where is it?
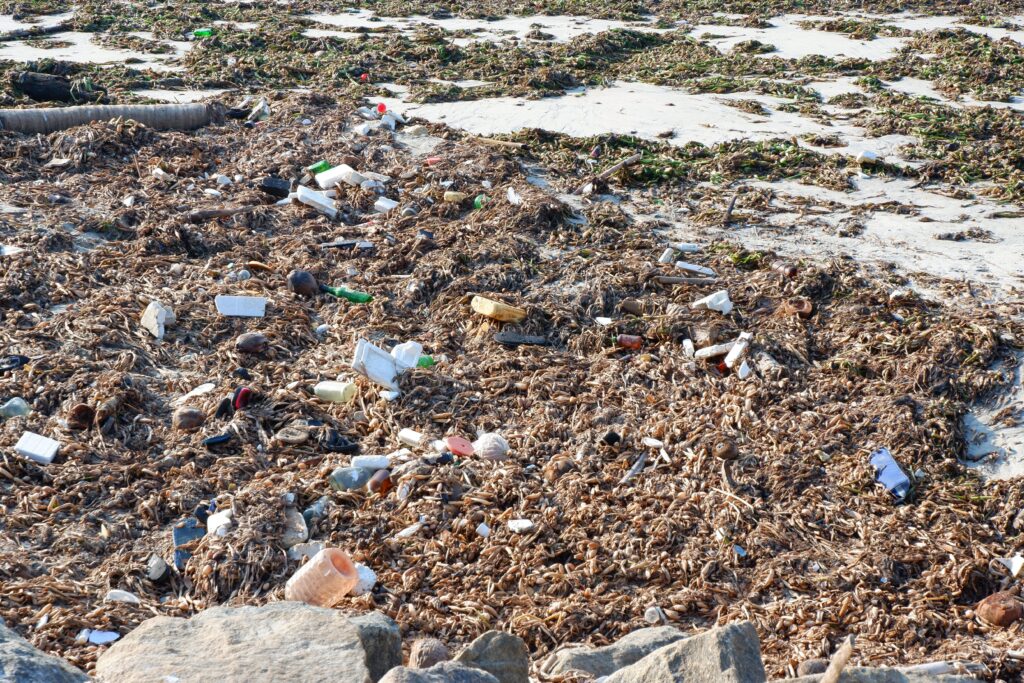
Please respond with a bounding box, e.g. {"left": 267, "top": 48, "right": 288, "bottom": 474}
{"left": 376, "top": 103, "right": 387, "bottom": 114}
{"left": 360, "top": 73, "right": 369, "bottom": 82}
{"left": 444, "top": 436, "right": 475, "bottom": 457}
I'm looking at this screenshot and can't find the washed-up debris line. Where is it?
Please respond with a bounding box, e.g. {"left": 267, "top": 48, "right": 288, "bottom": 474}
{"left": 1, "top": 48, "right": 1024, "bottom": 683}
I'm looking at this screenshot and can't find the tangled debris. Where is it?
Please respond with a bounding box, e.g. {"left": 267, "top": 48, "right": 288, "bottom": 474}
{"left": 0, "top": 90, "right": 1022, "bottom": 681}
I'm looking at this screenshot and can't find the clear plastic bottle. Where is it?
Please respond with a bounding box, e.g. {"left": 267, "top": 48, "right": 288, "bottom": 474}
{"left": 285, "top": 548, "right": 358, "bottom": 607}
{"left": 0, "top": 397, "right": 30, "bottom": 418}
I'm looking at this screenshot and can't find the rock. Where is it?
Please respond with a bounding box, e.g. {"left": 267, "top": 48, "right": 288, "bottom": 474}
{"left": 146, "top": 554, "right": 169, "bottom": 582}
{"left": 281, "top": 507, "right": 309, "bottom": 548}
{"left": 140, "top": 300, "right": 175, "bottom": 340}
{"left": 783, "top": 667, "right": 981, "bottom": 682}
{"left": 797, "top": 659, "right": 829, "bottom": 676}
{"left": 380, "top": 661, "right": 499, "bottom": 683}
{"left": 172, "top": 407, "right": 206, "bottom": 432}
{"left": 0, "top": 621, "right": 89, "bottom": 682}
{"left": 287, "top": 270, "right": 319, "bottom": 297}
{"left": 454, "top": 631, "right": 529, "bottom": 683}
{"left": 96, "top": 602, "right": 373, "bottom": 683}
{"left": 976, "top": 591, "right": 1022, "bottom": 627}
{"left": 235, "top": 332, "right": 270, "bottom": 354}
{"left": 540, "top": 626, "right": 686, "bottom": 678}
{"left": 287, "top": 541, "right": 323, "bottom": 562}
{"left": 410, "top": 638, "right": 450, "bottom": 668}
{"left": 604, "top": 622, "right": 765, "bottom": 683}
{"left": 349, "top": 612, "right": 402, "bottom": 682}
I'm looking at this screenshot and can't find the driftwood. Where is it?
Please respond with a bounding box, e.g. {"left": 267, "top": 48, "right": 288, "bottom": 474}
{"left": 187, "top": 206, "right": 260, "bottom": 223}
{"left": 575, "top": 152, "right": 642, "bottom": 194}
{"left": 0, "top": 21, "right": 69, "bottom": 41}
{"left": 9, "top": 72, "right": 104, "bottom": 104}
{"left": 0, "top": 103, "right": 216, "bottom": 134}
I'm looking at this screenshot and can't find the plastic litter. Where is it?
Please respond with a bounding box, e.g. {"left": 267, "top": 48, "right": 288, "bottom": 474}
{"left": 296, "top": 185, "right": 338, "bottom": 218}
{"left": 471, "top": 295, "right": 527, "bottom": 322}
{"left": 691, "top": 290, "right": 733, "bottom": 315}
{"left": 870, "top": 448, "right": 911, "bottom": 501}
{"left": 314, "top": 381, "right": 357, "bottom": 403}
{"left": 285, "top": 548, "right": 359, "bottom": 607}
{"left": 140, "top": 301, "right": 176, "bottom": 340}
{"left": 0, "top": 397, "right": 30, "bottom": 419}
{"left": 214, "top": 295, "right": 266, "bottom": 318}
{"left": 352, "top": 339, "right": 398, "bottom": 390}
{"left": 15, "top": 432, "right": 59, "bottom": 464}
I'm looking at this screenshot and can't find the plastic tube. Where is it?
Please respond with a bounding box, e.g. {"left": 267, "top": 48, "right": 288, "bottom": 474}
{"left": 284, "top": 548, "right": 358, "bottom": 607}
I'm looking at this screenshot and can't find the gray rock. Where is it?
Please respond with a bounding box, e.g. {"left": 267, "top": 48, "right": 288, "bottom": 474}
{"left": 281, "top": 507, "right": 309, "bottom": 549}
{"left": 95, "top": 602, "right": 372, "bottom": 683}
{"left": 605, "top": 622, "right": 765, "bottom": 683}
{"left": 797, "top": 659, "right": 829, "bottom": 676}
{"left": 783, "top": 668, "right": 981, "bottom": 683}
{"left": 540, "top": 626, "right": 687, "bottom": 677}
{"left": 410, "top": 638, "right": 450, "bottom": 668}
{"left": 455, "top": 631, "right": 529, "bottom": 683}
{"left": 349, "top": 611, "right": 402, "bottom": 681}
{"left": 380, "top": 661, "right": 499, "bottom": 683}
{"left": 0, "top": 621, "right": 89, "bottom": 683}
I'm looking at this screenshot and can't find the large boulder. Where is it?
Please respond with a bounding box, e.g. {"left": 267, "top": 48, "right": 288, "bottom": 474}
{"left": 605, "top": 622, "right": 765, "bottom": 683}
{"left": 454, "top": 631, "right": 529, "bottom": 683}
{"left": 0, "top": 621, "right": 89, "bottom": 683}
{"left": 350, "top": 611, "right": 402, "bottom": 681}
{"left": 783, "top": 668, "right": 981, "bottom": 683}
{"left": 540, "top": 626, "right": 687, "bottom": 677}
{"left": 380, "top": 661, "right": 499, "bottom": 682}
{"left": 95, "top": 603, "right": 402, "bottom": 683}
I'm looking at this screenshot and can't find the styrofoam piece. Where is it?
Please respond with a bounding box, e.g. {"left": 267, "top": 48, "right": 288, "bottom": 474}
{"left": 315, "top": 164, "right": 367, "bottom": 189}
{"left": 175, "top": 382, "right": 216, "bottom": 405}
{"left": 658, "top": 248, "right": 675, "bottom": 264}
{"left": 140, "top": 300, "right": 176, "bottom": 340}
{"left": 737, "top": 360, "right": 752, "bottom": 379}
{"left": 296, "top": 185, "right": 338, "bottom": 218}
{"left": 398, "top": 428, "right": 424, "bottom": 448}
{"left": 675, "top": 260, "right": 716, "bottom": 277}
{"left": 724, "top": 331, "right": 752, "bottom": 368}
{"left": 476, "top": 522, "right": 491, "bottom": 538}
{"left": 215, "top": 295, "right": 266, "bottom": 317}
{"left": 351, "top": 563, "right": 378, "bottom": 596}
{"left": 15, "top": 432, "right": 59, "bottom": 464}
{"left": 352, "top": 338, "right": 398, "bottom": 390}
{"left": 694, "top": 341, "right": 736, "bottom": 360}
{"left": 104, "top": 589, "right": 141, "bottom": 604}
{"left": 507, "top": 187, "right": 523, "bottom": 205}
{"left": 351, "top": 455, "right": 390, "bottom": 470}
{"left": 374, "top": 196, "right": 399, "bottom": 213}
{"left": 691, "top": 290, "right": 733, "bottom": 314}
{"left": 507, "top": 519, "right": 535, "bottom": 533}
{"left": 206, "top": 509, "right": 233, "bottom": 536}
{"left": 682, "top": 338, "right": 696, "bottom": 358}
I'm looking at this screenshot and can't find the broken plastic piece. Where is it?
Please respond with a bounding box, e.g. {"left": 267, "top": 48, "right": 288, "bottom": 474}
{"left": 374, "top": 197, "right": 398, "bottom": 213}
{"left": 691, "top": 290, "right": 733, "bottom": 315}
{"left": 508, "top": 519, "right": 535, "bottom": 533}
{"left": 870, "top": 448, "right": 911, "bottom": 501}
{"left": 140, "top": 301, "right": 176, "bottom": 340}
{"left": 314, "top": 381, "right": 356, "bottom": 403}
{"left": 471, "top": 295, "right": 527, "bottom": 322}
{"left": 675, "top": 261, "right": 716, "bottom": 277}
{"left": 285, "top": 548, "right": 359, "bottom": 608}
{"left": 296, "top": 185, "right": 338, "bottom": 218}
{"left": 215, "top": 295, "right": 266, "bottom": 318}
{"left": 724, "top": 332, "right": 752, "bottom": 369}
{"left": 315, "top": 164, "right": 367, "bottom": 189}
{"left": 351, "top": 339, "right": 399, "bottom": 390}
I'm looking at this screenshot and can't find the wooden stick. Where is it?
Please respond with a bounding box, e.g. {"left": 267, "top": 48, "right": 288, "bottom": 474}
{"left": 187, "top": 205, "right": 260, "bottom": 223}
{"left": 0, "top": 22, "right": 69, "bottom": 42}
{"left": 472, "top": 136, "right": 526, "bottom": 150}
{"left": 653, "top": 276, "right": 718, "bottom": 286}
{"left": 575, "top": 152, "right": 642, "bottom": 193}
{"left": 722, "top": 192, "right": 739, "bottom": 226}
{"left": 821, "top": 635, "right": 855, "bottom": 683}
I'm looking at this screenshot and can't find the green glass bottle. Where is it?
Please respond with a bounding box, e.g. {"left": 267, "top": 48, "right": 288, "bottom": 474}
{"left": 320, "top": 284, "right": 373, "bottom": 303}
{"left": 307, "top": 160, "right": 331, "bottom": 174}
{"left": 473, "top": 194, "right": 487, "bottom": 210}
{"left": 193, "top": 27, "right": 213, "bottom": 38}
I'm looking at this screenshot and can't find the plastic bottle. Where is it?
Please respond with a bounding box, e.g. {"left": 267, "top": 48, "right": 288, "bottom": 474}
{"left": 316, "top": 164, "right": 367, "bottom": 189}
{"left": 193, "top": 27, "right": 213, "bottom": 38}
{"left": 0, "top": 397, "right": 30, "bottom": 418}
{"left": 314, "top": 381, "right": 357, "bottom": 403}
{"left": 284, "top": 548, "right": 359, "bottom": 607}
{"left": 320, "top": 284, "right": 373, "bottom": 303}
{"left": 329, "top": 467, "right": 374, "bottom": 491}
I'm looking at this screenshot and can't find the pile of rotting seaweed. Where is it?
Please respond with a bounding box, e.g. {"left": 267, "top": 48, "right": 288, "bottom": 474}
{"left": 0, "top": 91, "right": 1023, "bottom": 680}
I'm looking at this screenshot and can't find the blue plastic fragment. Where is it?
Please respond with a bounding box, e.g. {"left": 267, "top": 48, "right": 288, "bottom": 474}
{"left": 172, "top": 518, "right": 205, "bottom": 569}
{"left": 869, "top": 448, "right": 911, "bottom": 501}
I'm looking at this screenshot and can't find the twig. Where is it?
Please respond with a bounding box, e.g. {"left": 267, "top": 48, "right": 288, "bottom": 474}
{"left": 821, "top": 635, "right": 855, "bottom": 683}
{"left": 722, "top": 192, "right": 739, "bottom": 226}
{"left": 472, "top": 136, "right": 526, "bottom": 150}
{"left": 575, "top": 152, "right": 642, "bottom": 194}
{"left": 187, "top": 205, "right": 261, "bottom": 223}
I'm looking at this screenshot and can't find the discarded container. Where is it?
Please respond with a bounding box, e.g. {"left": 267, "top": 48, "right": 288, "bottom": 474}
{"left": 314, "top": 381, "right": 356, "bottom": 403}
{"left": 668, "top": 242, "right": 700, "bottom": 253}
{"left": 691, "top": 290, "right": 733, "bottom": 315}
{"left": 215, "top": 295, "right": 266, "bottom": 318}
{"left": 471, "top": 295, "right": 526, "bottom": 322}
{"left": 399, "top": 428, "right": 425, "bottom": 448}
{"left": 296, "top": 185, "right": 338, "bottom": 219}
{"left": 140, "top": 301, "right": 176, "bottom": 340}
{"left": 0, "top": 397, "right": 30, "bottom": 418}
{"left": 307, "top": 160, "right": 332, "bottom": 174}
{"left": 193, "top": 27, "right": 213, "bottom": 38}
{"left": 616, "top": 334, "right": 642, "bottom": 350}
{"left": 316, "top": 164, "right": 367, "bottom": 189}
{"left": 473, "top": 433, "right": 510, "bottom": 461}
{"left": 321, "top": 284, "right": 373, "bottom": 303}
{"left": 658, "top": 248, "right": 675, "bottom": 264}
{"left": 329, "top": 466, "right": 375, "bottom": 491}
{"left": 284, "top": 548, "right": 359, "bottom": 608}
{"left": 870, "top": 448, "right": 911, "bottom": 501}
{"left": 367, "top": 469, "right": 392, "bottom": 494}
{"left": 443, "top": 191, "right": 468, "bottom": 203}
{"left": 374, "top": 197, "right": 399, "bottom": 213}
{"left": 15, "top": 432, "right": 59, "bottom": 464}
{"left": 352, "top": 455, "right": 390, "bottom": 470}
{"left": 391, "top": 341, "right": 424, "bottom": 371}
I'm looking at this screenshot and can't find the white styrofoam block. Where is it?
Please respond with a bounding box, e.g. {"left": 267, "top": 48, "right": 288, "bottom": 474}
{"left": 215, "top": 295, "right": 266, "bottom": 318}
{"left": 15, "top": 432, "right": 59, "bottom": 464}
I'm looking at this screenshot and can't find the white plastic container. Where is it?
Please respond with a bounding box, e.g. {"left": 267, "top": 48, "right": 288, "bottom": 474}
{"left": 390, "top": 341, "right": 423, "bottom": 372}
{"left": 374, "top": 197, "right": 398, "bottom": 213}
{"left": 351, "top": 455, "right": 390, "bottom": 470}
{"left": 668, "top": 241, "right": 699, "bottom": 253}
{"left": 658, "top": 248, "right": 675, "bottom": 264}
{"left": 314, "top": 381, "right": 356, "bottom": 403}
{"left": 675, "top": 261, "right": 716, "bottom": 277}
{"left": 724, "top": 332, "right": 752, "bottom": 369}
{"left": 691, "top": 290, "right": 733, "bottom": 315}
{"left": 315, "top": 164, "right": 367, "bottom": 189}
{"left": 284, "top": 548, "right": 359, "bottom": 607}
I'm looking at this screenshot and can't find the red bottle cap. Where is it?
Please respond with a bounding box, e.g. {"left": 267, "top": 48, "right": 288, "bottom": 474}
{"left": 445, "top": 436, "right": 475, "bottom": 457}
{"left": 376, "top": 102, "right": 387, "bottom": 114}
{"left": 232, "top": 387, "right": 252, "bottom": 410}
{"left": 360, "top": 73, "right": 369, "bottom": 83}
